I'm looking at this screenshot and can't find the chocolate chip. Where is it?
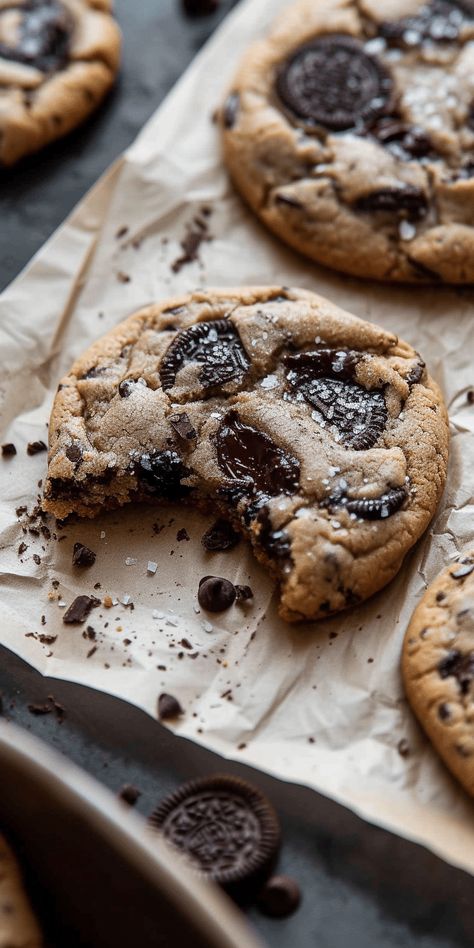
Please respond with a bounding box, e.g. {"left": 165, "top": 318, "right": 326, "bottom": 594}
{"left": 65, "top": 443, "right": 83, "bottom": 463}
{"left": 326, "top": 486, "right": 407, "bottom": 520}
{"left": 438, "top": 649, "right": 474, "bottom": 694}
{"left": 1, "top": 443, "right": 16, "bottom": 458}
{"left": 202, "top": 519, "right": 241, "bottom": 552}
{"left": 198, "top": 576, "right": 236, "bottom": 612}
{"left": 276, "top": 34, "right": 392, "bottom": 131}
{"left": 158, "top": 693, "right": 183, "bottom": 721}
{"left": 148, "top": 774, "right": 280, "bottom": 897}
{"left": 27, "top": 440, "right": 47, "bottom": 456}
{"left": 63, "top": 595, "right": 100, "bottom": 624}
{"left": 355, "top": 186, "right": 428, "bottom": 220}
{"left": 223, "top": 91, "right": 240, "bottom": 128}
{"left": 451, "top": 562, "right": 474, "bottom": 579}
{"left": 215, "top": 411, "right": 300, "bottom": 497}
{"left": 72, "top": 543, "right": 96, "bottom": 568}
{"left": 118, "top": 784, "right": 141, "bottom": 806}
{"left": 257, "top": 875, "right": 301, "bottom": 917}
{"left": 285, "top": 349, "right": 387, "bottom": 450}
{"left": 235, "top": 585, "right": 253, "bottom": 602}
{"left": 169, "top": 412, "right": 197, "bottom": 442}
{"left": 160, "top": 320, "right": 249, "bottom": 391}
{"left": 176, "top": 528, "right": 190, "bottom": 541}
{"left": 135, "top": 450, "right": 191, "bottom": 499}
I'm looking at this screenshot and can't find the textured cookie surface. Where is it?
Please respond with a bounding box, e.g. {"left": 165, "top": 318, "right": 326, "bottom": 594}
{"left": 0, "top": 0, "right": 120, "bottom": 165}
{"left": 43, "top": 287, "right": 449, "bottom": 622}
{"left": 0, "top": 834, "right": 43, "bottom": 947}
{"left": 403, "top": 553, "right": 474, "bottom": 796}
{"left": 221, "top": 0, "right": 474, "bottom": 282}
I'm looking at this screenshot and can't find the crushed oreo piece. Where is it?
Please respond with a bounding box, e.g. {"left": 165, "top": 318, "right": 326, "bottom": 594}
{"left": 158, "top": 693, "right": 184, "bottom": 721}
{"left": 63, "top": 595, "right": 100, "bottom": 624}
{"left": 198, "top": 576, "right": 236, "bottom": 612}
{"left": 72, "top": 543, "right": 96, "bottom": 568}
{"left": 355, "top": 185, "right": 428, "bottom": 220}
{"left": 202, "top": 519, "right": 241, "bottom": 552}
{"left": 27, "top": 440, "right": 48, "bottom": 456}
{"left": 326, "top": 486, "right": 407, "bottom": 520}
{"left": 160, "top": 320, "right": 249, "bottom": 391}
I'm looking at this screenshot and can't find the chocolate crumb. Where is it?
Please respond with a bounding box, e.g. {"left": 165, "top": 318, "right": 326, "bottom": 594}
{"left": 63, "top": 595, "right": 100, "bottom": 624}
{"left": 115, "top": 226, "right": 129, "bottom": 240}
{"left": 87, "top": 646, "right": 98, "bottom": 658}
{"left": 38, "top": 634, "right": 57, "bottom": 645}
{"left": 237, "top": 742, "right": 247, "bottom": 750}
{"left": 118, "top": 784, "right": 141, "bottom": 806}
{"left": 27, "top": 440, "right": 47, "bottom": 456}
{"left": 33, "top": 554, "right": 41, "bottom": 566}
{"left": 117, "top": 271, "right": 131, "bottom": 284}
{"left": 18, "top": 542, "right": 28, "bottom": 555}
{"left": 235, "top": 585, "right": 253, "bottom": 602}
{"left": 176, "top": 528, "right": 190, "bottom": 542}
{"left": 72, "top": 542, "right": 97, "bottom": 568}
{"left": 1, "top": 443, "right": 16, "bottom": 457}
{"left": 28, "top": 702, "right": 52, "bottom": 716}
{"left": 158, "top": 692, "right": 183, "bottom": 721}
{"left": 179, "top": 638, "right": 192, "bottom": 649}
{"left": 171, "top": 212, "right": 213, "bottom": 273}
{"left": 467, "top": 389, "right": 474, "bottom": 404}
{"left": 397, "top": 738, "right": 410, "bottom": 758}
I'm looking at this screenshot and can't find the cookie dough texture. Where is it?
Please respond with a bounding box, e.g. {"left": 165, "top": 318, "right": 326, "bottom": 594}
{"left": 43, "top": 287, "right": 449, "bottom": 622}
{"left": 403, "top": 554, "right": 474, "bottom": 797}
{"left": 0, "top": 0, "right": 121, "bottom": 165}
{"left": 221, "top": 0, "right": 474, "bottom": 282}
{"left": 0, "top": 834, "right": 43, "bottom": 947}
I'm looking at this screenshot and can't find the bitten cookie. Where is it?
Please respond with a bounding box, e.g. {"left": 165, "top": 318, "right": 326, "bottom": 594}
{"left": 221, "top": 0, "right": 474, "bottom": 283}
{"left": 0, "top": 0, "right": 121, "bottom": 166}
{"left": 403, "top": 553, "right": 474, "bottom": 796}
{"left": 0, "top": 834, "right": 43, "bottom": 947}
{"left": 43, "top": 287, "right": 448, "bottom": 622}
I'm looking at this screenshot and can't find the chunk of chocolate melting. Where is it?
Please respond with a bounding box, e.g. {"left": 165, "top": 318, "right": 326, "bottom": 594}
{"left": 285, "top": 349, "right": 387, "bottom": 450}
{"left": 326, "top": 486, "right": 407, "bottom": 520}
{"left": 160, "top": 319, "right": 250, "bottom": 391}
{"left": 438, "top": 649, "right": 474, "bottom": 694}
{"left": 276, "top": 34, "right": 392, "bottom": 131}
{"left": 0, "top": 0, "right": 73, "bottom": 72}
{"left": 135, "top": 450, "right": 191, "bottom": 499}
{"left": 215, "top": 411, "right": 300, "bottom": 496}
{"left": 355, "top": 186, "right": 428, "bottom": 220}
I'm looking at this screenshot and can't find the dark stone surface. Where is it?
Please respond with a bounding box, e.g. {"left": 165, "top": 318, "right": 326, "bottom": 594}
{"left": 0, "top": 1, "right": 473, "bottom": 945}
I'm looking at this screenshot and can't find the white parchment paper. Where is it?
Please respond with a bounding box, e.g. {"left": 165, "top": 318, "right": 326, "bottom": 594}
{"left": 1, "top": 0, "right": 474, "bottom": 873}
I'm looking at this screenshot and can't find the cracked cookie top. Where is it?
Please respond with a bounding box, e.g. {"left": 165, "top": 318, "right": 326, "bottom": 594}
{"left": 43, "top": 287, "right": 449, "bottom": 622}
{"left": 0, "top": 0, "right": 121, "bottom": 165}
{"left": 221, "top": 0, "right": 474, "bottom": 282}
{"left": 403, "top": 552, "right": 474, "bottom": 796}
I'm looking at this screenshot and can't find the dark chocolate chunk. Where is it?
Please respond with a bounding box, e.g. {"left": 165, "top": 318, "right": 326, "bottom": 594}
{"left": 215, "top": 411, "right": 300, "bottom": 496}
{"left": 451, "top": 562, "right": 474, "bottom": 579}
{"left": 158, "top": 693, "right": 184, "bottom": 721}
{"left": 135, "top": 450, "right": 191, "bottom": 499}
{"left": 285, "top": 349, "right": 387, "bottom": 450}
{"left": 439, "top": 649, "right": 474, "bottom": 694}
{"left": 65, "top": 442, "right": 83, "bottom": 463}
{"left": 176, "top": 528, "right": 190, "bottom": 541}
{"left": 202, "top": 519, "right": 241, "bottom": 552}
{"left": 198, "top": 576, "right": 236, "bottom": 612}
{"left": 257, "top": 875, "right": 301, "bottom": 917}
{"left": 118, "top": 784, "right": 142, "bottom": 806}
{"left": 326, "top": 486, "right": 407, "bottom": 520}
{"left": 27, "top": 440, "right": 48, "bottom": 455}
{"left": 223, "top": 91, "right": 240, "bottom": 128}
{"left": 118, "top": 379, "right": 136, "bottom": 398}
{"left": 235, "top": 584, "right": 253, "bottom": 602}
{"left": 276, "top": 34, "right": 392, "bottom": 131}
{"left": 380, "top": 1, "right": 470, "bottom": 50}
{"left": 181, "top": 0, "right": 219, "bottom": 16}
{"left": 160, "top": 320, "right": 249, "bottom": 391}
{"left": 1, "top": 443, "right": 16, "bottom": 457}
{"left": 373, "top": 119, "right": 433, "bottom": 159}
{"left": 148, "top": 774, "right": 280, "bottom": 896}
{"left": 72, "top": 542, "right": 96, "bottom": 568}
{"left": 0, "top": 0, "right": 73, "bottom": 72}
{"left": 63, "top": 595, "right": 100, "bottom": 624}
{"left": 169, "top": 412, "right": 197, "bottom": 442}
{"left": 355, "top": 185, "right": 428, "bottom": 220}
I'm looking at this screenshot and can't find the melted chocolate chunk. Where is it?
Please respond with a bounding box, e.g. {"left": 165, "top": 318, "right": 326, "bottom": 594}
{"left": 276, "top": 34, "right": 392, "bottom": 131}
{"left": 439, "top": 649, "right": 474, "bottom": 694}
{"left": 0, "top": 0, "right": 73, "bottom": 72}
{"left": 285, "top": 349, "right": 387, "bottom": 450}
{"left": 355, "top": 186, "right": 428, "bottom": 220}
{"left": 326, "top": 486, "right": 407, "bottom": 520}
{"left": 148, "top": 775, "right": 280, "bottom": 896}
{"left": 223, "top": 91, "right": 240, "bottom": 128}
{"left": 198, "top": 576, "right": 237, "bottom": 612}
{"left": 380, "top": 1, "right": 470, "bottom": 50}
{"left": 201, "top": 519, "right": 241, "bottom": 552}
{"left": 160, "top": 320, "right": 249, "bottom": 391}
{"left": 215, "top": 411, "right": 300, "bottom": 496}
{"left": 372, "top": 119, "right": 433, "bottom": 159}
{"left": 135, "top": 450, "right": 191, "bottom": 498}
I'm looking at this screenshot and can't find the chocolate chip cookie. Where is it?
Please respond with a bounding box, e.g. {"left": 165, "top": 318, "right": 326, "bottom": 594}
{"left": 403, "top": 553, "right": 474, "bottom": 796}
{"left": 221, "top": 0, "right": 474, "bottom": 282}
{"left": 0, "top": 0, "right": 121, "bottom": 166}
{"left": 43, "top": 287, "right": 449, "bottom": 622}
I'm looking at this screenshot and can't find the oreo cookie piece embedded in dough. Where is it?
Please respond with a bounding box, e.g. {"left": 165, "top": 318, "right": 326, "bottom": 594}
{"left": 148, "top": 774, "right": 280, "bottom": 896}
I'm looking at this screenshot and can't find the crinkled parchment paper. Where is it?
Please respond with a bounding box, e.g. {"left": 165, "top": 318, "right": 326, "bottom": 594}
{"left": 1, "top": 0, "right": 474, "bottom": 873}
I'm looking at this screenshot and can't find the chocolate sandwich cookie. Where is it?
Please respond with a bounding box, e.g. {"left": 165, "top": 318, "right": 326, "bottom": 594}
{"left": 403, "top": 553, "right": 474, "bottom": 797}
{"left": 43, "top": 287, "right": 448, "bottom": 622}
{"left": 221, "top": 0, "right": 474, "bottom": 282}
{"left": 0, "top": 833, "right": 43, "bottom": 947}
{"left": 148, "top": 774, "right": 280, "bottom": 898}
{"left": 0, "top": 0, "right": 121, "bottom": 166}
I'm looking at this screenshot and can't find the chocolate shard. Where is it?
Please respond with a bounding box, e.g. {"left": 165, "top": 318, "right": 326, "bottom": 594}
{"left": 118, "top": 784, "right": 142, "bottom": 806}
{"left": 215, "top": 411, "right": 300, "bottom": 496}
{"left": 72, "top": 542, "right": 97, "bottom": 568}
{"left": 276, "top": 34, "right": 392, "bottom": 131}
{"left": 160, "top": 319, "right": 250, "bottom": 391}
{"left": 169, "top": 412, "right": 197, "bottom": 442}
{"left": 158, "top": 693, "right": 184, "bottom": 721}
{"left": 63, "top": 595, "right": 100, "bottom": 624}
{"left": 27, "top": 440, "right": 48, "bottom": 456}
{"left": 1, "top": 443, "right": 16, "bottom": 457}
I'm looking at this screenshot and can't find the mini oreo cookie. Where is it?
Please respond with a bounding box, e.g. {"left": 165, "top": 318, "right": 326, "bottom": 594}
{"left": 276, "top": 34, "right": 392, "bottom": 131}
{"left": 149, "top": 775, "right": 280, "bottom": 897}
